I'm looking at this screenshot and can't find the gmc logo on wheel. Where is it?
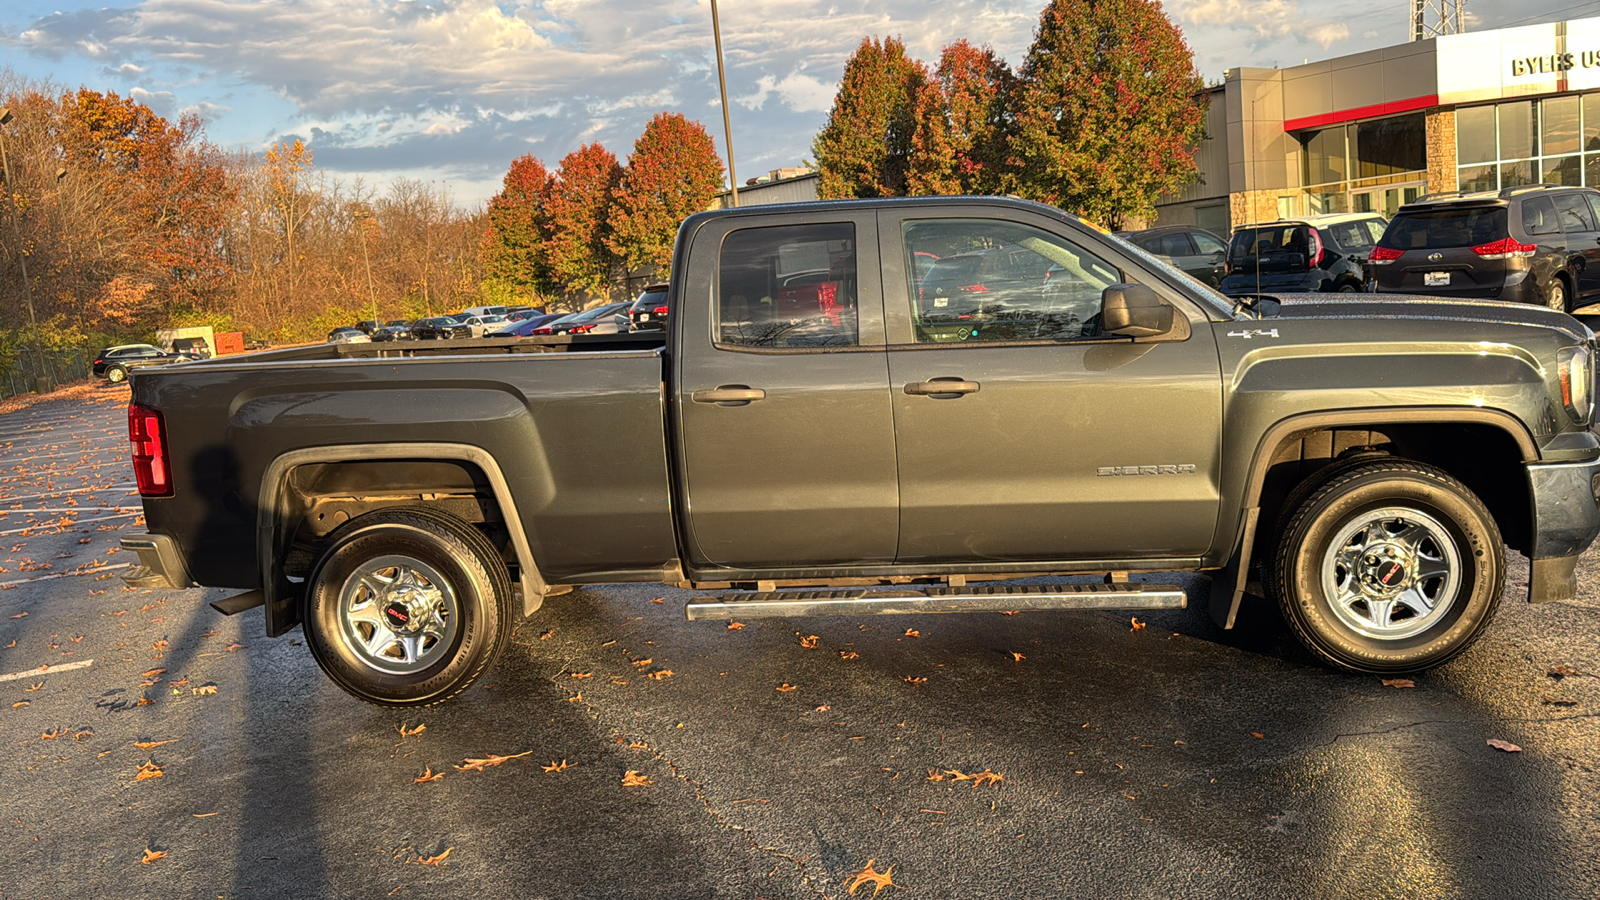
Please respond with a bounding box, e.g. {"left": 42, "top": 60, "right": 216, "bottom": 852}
{"left": 1097, "top": 464, "right": 1197, "bottom": 476}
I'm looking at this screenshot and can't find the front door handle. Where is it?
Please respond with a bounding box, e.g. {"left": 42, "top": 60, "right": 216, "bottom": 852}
{"left": 692, "top": 386, "right": 766, "bottom": 405}
{"left": 904, "top": 379, "right": 981, "bottom": 396}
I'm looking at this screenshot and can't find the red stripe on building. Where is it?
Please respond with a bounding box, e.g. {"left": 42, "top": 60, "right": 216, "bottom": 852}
{"left": 1283, "top": 94, "right": 1440, "bottom": 133}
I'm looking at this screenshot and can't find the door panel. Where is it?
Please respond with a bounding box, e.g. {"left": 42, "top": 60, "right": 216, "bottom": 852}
{"left": 676, "top": 214, "right": 899, "bottom": 569}
{"left": 882, "top": 210, "right": 1224, "bottom": 564}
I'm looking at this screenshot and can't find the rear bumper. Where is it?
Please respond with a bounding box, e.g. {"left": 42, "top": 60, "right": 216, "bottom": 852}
{"left": 119, "top": 533, "right": 193, "bottom": 590}
{"left": 1525, "top": 458, "right": 1600, "bottom": 602}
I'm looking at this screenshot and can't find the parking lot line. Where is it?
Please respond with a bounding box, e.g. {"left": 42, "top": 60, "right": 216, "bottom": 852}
{"left": 0, "top": 563, "right": 131, "bottom": 587}
{"left": 0, "top": 659, "right": 94, "bottom": 682}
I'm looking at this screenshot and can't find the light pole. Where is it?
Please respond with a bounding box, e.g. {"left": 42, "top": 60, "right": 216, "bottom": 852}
{"left": 0, "top": 107, "right": 49, "bottom": 391}
{"left": 710, "top": 0, "right": 739, "bottom": 207}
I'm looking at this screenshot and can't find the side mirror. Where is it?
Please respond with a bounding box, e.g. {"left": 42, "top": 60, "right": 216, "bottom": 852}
{"left": 1100, "top": 283, "right": 1174, "bottom": 338}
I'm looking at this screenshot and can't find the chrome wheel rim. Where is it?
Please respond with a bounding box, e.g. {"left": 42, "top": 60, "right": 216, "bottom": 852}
{"left": 338, "top": 555, "right": 459, "bottom": 674}
{"left": 1321, "top": 507, "right": 1461, "bottom": 640}
{"left": 1550, "top": 281, "right": 1567, "bottom": 311}
{"left": 108, "top": 368, "right": 125, "bottom": 383}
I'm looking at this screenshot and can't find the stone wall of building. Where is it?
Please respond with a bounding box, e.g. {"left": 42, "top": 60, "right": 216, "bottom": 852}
{"left": 1426, "top": 110, "right": 1458, "bottom": 195}
{"left": 1229, "top": 189, "right": 1285, "bottom": 226}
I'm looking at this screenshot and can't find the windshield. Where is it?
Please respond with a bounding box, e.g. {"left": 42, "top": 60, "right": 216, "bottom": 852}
{"left": 1100, "top": 231, "right": 1235, "bottom": 317}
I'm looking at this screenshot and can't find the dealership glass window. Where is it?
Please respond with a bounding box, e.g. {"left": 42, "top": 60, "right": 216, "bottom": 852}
{"left": 1303, "top": 127, "right": 1347, "bottom": 186}
{"left": 1353, "top": 114, "right": 1425, "bottom": 178}
{"left": 1458, "top": 93, "right": 1600, "bottom": 191}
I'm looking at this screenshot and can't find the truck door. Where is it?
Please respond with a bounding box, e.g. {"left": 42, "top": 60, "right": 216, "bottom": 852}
{"left": 881, "top": 208, "right": 1224, "bottom": 564}
{"left": 674, "top": 212, "right": 899, "bottom": 569}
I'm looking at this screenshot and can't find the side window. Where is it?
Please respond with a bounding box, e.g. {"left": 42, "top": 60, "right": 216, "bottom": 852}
{"left": 1192, "top": 233, "right": 1227, "bottom": 256}
{"left": 1584, "top": 194, "right": 1600, "bottom": 231}
{"left": 1553, "top": 193, "right": 1597, "bottom": 233}
{"left": 903, "top": 218, "right": 1121, "bottom": 344}
{"left": 717, "top": 223, "right": 858, "bottom": 349}
{"left": 1156, "top": 233, "right": 1194, "bottom": 257}
{"left": 1523, "top": 197, "right": 1561, "bottom": 236}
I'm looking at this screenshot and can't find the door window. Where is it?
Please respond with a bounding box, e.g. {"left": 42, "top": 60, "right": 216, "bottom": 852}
{"left": 902, "top": 219, "right": 1121, "bottom": 344}
{"left": 1192, "top": 233, "right": 1227, "bottom": 256}
{"left": 1554, "top": 192, "right": 1597, "bottom": 233}
{"left": 717, "top": 223, "right": 858, "bottom": 349}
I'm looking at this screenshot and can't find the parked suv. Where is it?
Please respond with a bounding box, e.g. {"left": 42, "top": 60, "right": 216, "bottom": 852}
{"left": 1220, "top": 213, "right": 1386, "bottom": 297}
{"left": 1368, "top": 185, "right": 1600, "bottom": 311}
{"left": 92, "top": 344, "right": 191, "bottom": 383}
{"left": 1115, "top": 225, "right": 1229, "bottom": 287}
{"left": 628, "top": 283, "right": 671, "bottom": 331}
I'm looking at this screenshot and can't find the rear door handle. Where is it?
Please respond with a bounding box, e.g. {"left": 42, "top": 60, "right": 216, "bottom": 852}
{"left": 904, "top": 379, "right": 981, "bottom": 396}
{"left": 692, "top": 386, "right": 766, "bottom": 404}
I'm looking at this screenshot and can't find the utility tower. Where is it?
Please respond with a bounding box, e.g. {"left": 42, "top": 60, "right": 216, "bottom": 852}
{"left": 1411, "top": 0, "right": 1466, "bottom": 41}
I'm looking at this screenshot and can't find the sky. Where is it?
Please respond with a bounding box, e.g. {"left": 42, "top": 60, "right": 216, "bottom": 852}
{"left": 0, "top": 0, "right": 1588, "bottom": 208}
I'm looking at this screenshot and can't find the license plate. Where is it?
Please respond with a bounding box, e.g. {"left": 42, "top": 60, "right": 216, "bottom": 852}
{"left": 639, "top": 313, "right": 652, "bottom": 321}
{"left": 1424, "top": 271, "right": 1450, "bottom": 287}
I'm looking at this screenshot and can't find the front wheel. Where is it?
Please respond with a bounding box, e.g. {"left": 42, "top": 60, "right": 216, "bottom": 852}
{"left": 1547, "top": 277, "right": 1570, "bottom": 313}
{"left": 1270, "top": 460, "right": 1503, "bottom": 674}
{"left": 106, "top": 366, "right": 128, "bottom": 384}
{"left": 304, "top": 508, "right": 513, "bottom": 706}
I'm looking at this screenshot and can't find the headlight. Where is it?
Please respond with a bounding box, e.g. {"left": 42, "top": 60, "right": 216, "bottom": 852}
{"left": 1558, "top": 346, "right": 1593, "bottom": 425}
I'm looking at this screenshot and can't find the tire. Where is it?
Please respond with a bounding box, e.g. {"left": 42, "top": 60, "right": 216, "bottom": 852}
{"left": 1547, "top": 277, "right": 1570, "bottom": 313}
{"left": 304, "top": 508, "right": 513, "bottom": 706}
{"left": 1270, "top": 460, "right": 1503, "bottom": 674}
{"left": 106, "top": 366, "right": 128, "bottom": 384}
{"left": 1337, "top": 283, "right": 1359, "bottom": 293}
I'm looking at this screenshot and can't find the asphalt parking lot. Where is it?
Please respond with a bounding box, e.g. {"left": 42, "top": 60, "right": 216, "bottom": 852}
{"left": 1, "top": 386, "right": 1597, "bottom": 899}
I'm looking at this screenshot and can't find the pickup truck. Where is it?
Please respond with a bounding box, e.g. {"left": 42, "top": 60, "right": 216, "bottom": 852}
{"left": 119, "top": 196, "right": 1600, "bottom": 707}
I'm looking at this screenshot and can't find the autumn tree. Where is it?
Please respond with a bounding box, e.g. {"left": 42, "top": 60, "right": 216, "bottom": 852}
{"left": 812, "top": 37, "right": 930, "bottom": 199}
{"left": 263, "top": 139, "right": 317, "bottom": 309}
{"left": 544, "top": 143, "right": 623, "bottom": 299}
{"left": 608, "top": 113, "right": 724, "bottom": 277}
{"left": 482, "top": 154, "right": 554, "bottom": 299}
{"left": 1007, "top": 0, "right": 1206, "bottom": 228}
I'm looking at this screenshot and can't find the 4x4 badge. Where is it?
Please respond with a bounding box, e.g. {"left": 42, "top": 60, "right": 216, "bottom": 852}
{"left": 1226, "top": 328, "right": 1279, "bottom": 339}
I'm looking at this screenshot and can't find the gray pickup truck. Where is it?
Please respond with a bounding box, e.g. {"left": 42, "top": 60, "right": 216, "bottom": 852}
{"left": 120, "top": 197, "right": 1600, "bottom": 706}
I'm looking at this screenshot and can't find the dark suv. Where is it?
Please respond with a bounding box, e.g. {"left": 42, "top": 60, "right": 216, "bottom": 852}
{"left": 1369, "top": 186, "right": 1600, "bottom": 311}
{"left": 1220, "top": 213, "right": 1386, "bottom": 297}
{"left": 627, "top": 283, "right": 671, "bottom": 331}
{"left": 1116, "top": 225, "right": 1229, "bottom": 287}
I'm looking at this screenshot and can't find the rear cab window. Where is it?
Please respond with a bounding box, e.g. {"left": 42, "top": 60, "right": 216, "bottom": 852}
{"left": 717, "top": 223, "right": 859, "bottom": 348}
{"left": 1228, "top": 224, "right": 1314, "bottom": 271}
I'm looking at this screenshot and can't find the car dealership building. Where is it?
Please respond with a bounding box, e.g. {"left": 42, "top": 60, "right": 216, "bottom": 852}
{"left": 1158, "top": 15, "right": 1600, "bottom": 234}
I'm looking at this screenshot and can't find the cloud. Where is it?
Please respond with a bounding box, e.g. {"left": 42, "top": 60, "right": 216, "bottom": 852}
{"left": 736, "top": 71, "right": 835, "bottom": 113}
{"left": 1308, "top": 22, "right": 1349, "bottom": 49}
{"left": 1168, "top": 0, "right": 1297, "bottom": 38}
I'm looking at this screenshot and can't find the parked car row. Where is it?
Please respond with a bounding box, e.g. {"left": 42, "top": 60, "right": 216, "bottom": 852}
{"left": 1120, "top": 184, "right": 1600, "bottom": 313}
{"left": 92, "top": 344, "right": 199, "bottom": 383}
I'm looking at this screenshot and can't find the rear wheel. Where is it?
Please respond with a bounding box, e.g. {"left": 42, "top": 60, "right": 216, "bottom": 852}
{"left": 304, "top": 508, "right": 513, "bottom": 706}
{"left": 1271, "top": 460, "right": 1503, "bottom": 673}
{"left": 1547, "top": 276, "right": 1570, "bottom": 313}
{"left": 106, "top": 365, "right": 128, "bottom": 384}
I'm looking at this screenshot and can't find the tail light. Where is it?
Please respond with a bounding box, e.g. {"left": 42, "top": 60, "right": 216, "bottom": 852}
{"left": 1472, "top": 237, "right": 1537, "bottom": 259}
{"left": 568, "top": 324, "right": 596, "bottom": 334}
{"left": 1308, "top": 228, "right": 1326, "bottom": 267}
{"left": 1368, "top": 246, "right": 1404, "bottom": 265}
{"left": 128, "top": 402, "right": 171, "bottom": 496}
{"left": 532, "top": 327, "right": 554, "bottom": 335}
{"left": 652, "top": 305, "right": 669, "bottom": 315}
{"left": 959, "top": 284, "right": 990, "bottom": 293}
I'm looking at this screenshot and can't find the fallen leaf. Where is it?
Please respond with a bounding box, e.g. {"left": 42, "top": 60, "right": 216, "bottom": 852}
{"left": 413, "top": 766, "right": 443, "bottom": 783}
{"left": 925, "top": 769, "right": 945, "bottom": 782}
{"left": 903, "top": 676, "right": 927, "bottom": 685}
{"left": 225, "top": 643, "right": 246, "bottom": 652}
{"left": 1250, "top": 732, "right": 1264, "bottom": 739}
{"left": 650, "top": 597, "right": 664, "bottom": 604}
{"left": 542, "top": 760, "right": 571, "bottom": 773}
{"left": 800, "top": 635, "right": 819, "bottom": 649}
{"left": 968, "top": 768, "right": 1004, "bottom": 787}
{"left": 645, "top": 670, "right": 673, "bottom": 680}
{"left": 41, "top": 728, "right": 62, "bottom": 740}
{"left": 192, "top": 684, "right": 217, "bottom": 696}
{"left": 814, "top": 704, "right": 832, "bottom": 712}
{"left": 1381, "top": 678, "right": 1416, "bottom": 689}
{"left": 417, "top": 848, "right": 452, "bottom": 866}
{"left": 631, "top": 658, "right": 653, "bottom": 667}
{"left": 136, "top": 695, "right": 152, "bottom": 706}
{"left": 1011, "top": 652, "right": 1025, "bottom": 662}
{"left": 840, "top": 650, "right": 860, "bottom": 660}
{"left": 628, "top": 741, "right": 649, "bottom": 750}
{"left": 1547, "top": 665, "right": 1581, "bottom": 679}
{"left": 621, "top": 770, "right": 652, "bottom": 787}
{"left": 4, "top": 640, "right": 14, "bottom": 649}
{"left": 396, "top": 723, "right": 427, "bottom": 738}
{"left": 141, "top": 847, "right": 167, "bottom": 865}
{"left": 1542, "top": 697, "right": 1579, "bottom": 707}
{"left": 567, "top": 692, "right": 583, "bottom": 703}
{"left": 12, "top": 701, "right": 28, "bottom": 708}
{"left": 135, "top": 760, "right": 164, "bottom": 781}
{"left": 454, "top": 750, "right": 534, "bottom": 771}
{"left": 24, "top": 681, "right": 43, "bottom": 692}
{"left": 133, "top": 740, "right": 175, "bottom": 750}
{"left": 1130, "top": 617, "right": 1146, "bottom": 631}
{"left": 570, "top": 672, "right": 592, "bottom": 679}
{"left": 192, "top": 812, "right": 217, "bottom": 818}
{"left": 776, "top": 683, "right": 798, "bottom": 693}
{"left": 9, "top": 612, "right": 26, "bottom": 619}
{"left": 903, "top": 628, "right": 919, "bottom": 638}
{"left": 726, "top": 622, "right": 745, "bottom": 631}
{"left": 846, "top": 859, "right": 899, "bottom": 896}
{"left": 1487, "top": 739, "right": 1523, "bottom": 753}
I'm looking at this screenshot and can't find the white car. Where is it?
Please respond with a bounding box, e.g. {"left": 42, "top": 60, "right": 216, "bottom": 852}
{"left": 460, "top": 314, "right": 510, "bottom": 338}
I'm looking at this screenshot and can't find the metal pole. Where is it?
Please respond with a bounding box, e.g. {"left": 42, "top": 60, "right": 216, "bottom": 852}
{"left": 710, "top": 0, "right": 739, "bottom": 208}
{"left": 0, "top": 109, "right": 47, "bottom": 390}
